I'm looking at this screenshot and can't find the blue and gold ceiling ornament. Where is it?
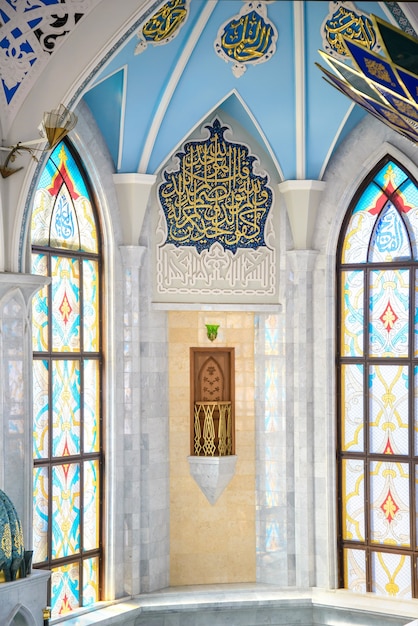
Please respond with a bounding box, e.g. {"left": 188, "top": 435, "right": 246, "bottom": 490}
{"left": 159, "top": 119, "right": 273, "bottom": 254}
{"left": 135, "top": 0, "right": 189, "bottom": 54}
{"left": 321, "top": 1, "right": 379, "bottom": 58}
{"left": 316, "top": 12, "right": 418, "bottom": 145}
{"left": 214, "top": 2, "right": 277, "bottom": 78}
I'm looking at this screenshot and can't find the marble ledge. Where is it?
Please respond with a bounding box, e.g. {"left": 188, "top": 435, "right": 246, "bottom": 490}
{"left": 51, "top": 584, "right": 418, "bottom": 625}
{"left": 151, "top": 302, "right": 282, "bottom": 312}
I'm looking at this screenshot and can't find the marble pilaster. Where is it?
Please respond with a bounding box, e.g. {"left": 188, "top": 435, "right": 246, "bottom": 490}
{"left": 119, "top": 245, "right": 146, "bottom": 596}
{"left": 287, "top": 250, "right": 318, "bottom": 588}
{"left": 0, "top": 273, "right": 50, "bottom": 544}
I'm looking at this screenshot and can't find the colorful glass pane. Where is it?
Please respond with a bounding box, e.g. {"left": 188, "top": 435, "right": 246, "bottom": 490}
{"left": 341, "top": 189, "right": 380, "bottom": 264}
{"left": 341, "top": 364, "right": 364, "bottom": 452}
{"left": 368, "top": 203, "right": 411, "bottom": 263}
{"left": 52, "top": 463, "right": 80, "bottom": 559}
{"left": 51, "top": 255, "right": 80, "bottom": 352}
{"left": 83, "top": 557, "right": 99, "bottom": 607}
{"left": 32, "top": 140, "right": 102, "bottom": 616}
{"left": 373, "top": 161, "right": 408, "bottom": 190}
{"left": 369, "top": 365, "right": 409, "bottom": 455}
{"left": 83, "top": 460, "right": 99, "bottom": 551}
{"left": 33, "top": 142, "right": 98, "bottom": 253}
{"left": 342, "top": 458, "right": 365, "bottom": 541}
{"left": 369, "top": 269, "right": 409, "bottom": 357}
{"left": 50, "top": 184, "right": 80, "bottom": 250}
{"left": 51, "top": 562, "right": 80, "bottom": 617}
{"left": 415, "top": 466, "right": 418, "bottom": 547}
{"left": 33, "top": 359, "right": 49, "bottom": 459}
{"left": 84, "top": 360, "right": 100, "bottom": 453}
{"left": 52, "top": 359, "right": 80, "bottom": 457}
{"left": 371, "top": 551, "right": 411, "bottom": 598}
{"left": 31, "top": 253, "right": 49, "bottom": 352}
{"left": 83, "top": 258, "right": 99, "bottom": 352}
{"left": 33, "top": 466, "right": 48, "bottom": 563}
{"left": 343, "top": 548, "right": 366, "bottom": 593}
{"left": 31, "top": 186, "right": 55, "bottom": 247}
{"left": 341, "top": 271, "right": 364, "bottom": 357}
{"left": 396, "top": 179, "right": 418, "bottom": 259}
{"left": 415, "top": 274, "right": 418, "bottom": 357}
{"left": 415, "top": 368, "right": 418, "bottom": 455}
{"left": 370, "top": 461, "right": 410, "bottom": 546}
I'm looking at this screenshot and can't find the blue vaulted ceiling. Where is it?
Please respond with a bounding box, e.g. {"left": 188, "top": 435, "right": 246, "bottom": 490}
{"left": 81, "top": 0, "right": 412, "bottom": 182}
{"left": 1, "top": 1, "right": 414, "bottom": 182}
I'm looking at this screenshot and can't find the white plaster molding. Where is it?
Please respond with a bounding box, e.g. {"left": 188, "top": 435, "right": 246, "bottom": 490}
{"left": 278, "top": 180, "right": 326, "bottom": 250}
{"left": 119, "top": 245, "right": 147, "bottom": 269}
{"left": 113, "top": 173, "right": 156, "bottom": 245}
{"left": 0, "top": 273, "right": 50, "bottom": 312}
{"left": 293, "top": 2, "right": 306, "bottom": 179}
{"left": 187, "top": 455, "right": 237, "bottom": 505}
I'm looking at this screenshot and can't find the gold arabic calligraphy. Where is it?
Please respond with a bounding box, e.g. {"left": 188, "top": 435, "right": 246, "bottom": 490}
{"left": 220, "top": 10, "right": 273, "bottom": 63}
{"left": 142, "top": 0, "right": 187, "bottom": 43}
{"left": 325, "top": 6, "right": 376, "bottom": 56}
{"left": 159, "top": 120, "right": 272, "bottom": 253}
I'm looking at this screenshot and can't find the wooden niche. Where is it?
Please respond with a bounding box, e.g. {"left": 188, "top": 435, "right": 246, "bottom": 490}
{"left": 190, "top": 347, "right": 235, "bottom": 456}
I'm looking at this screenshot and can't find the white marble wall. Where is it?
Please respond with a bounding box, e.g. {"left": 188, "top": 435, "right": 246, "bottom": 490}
{"left": 3, "top": 103, "right": 418, "bottom": 626}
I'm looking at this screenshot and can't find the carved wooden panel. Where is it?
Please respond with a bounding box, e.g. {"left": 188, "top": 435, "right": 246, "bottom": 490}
{"left": 190, "top": 348, "right": 235, "bottom": 455}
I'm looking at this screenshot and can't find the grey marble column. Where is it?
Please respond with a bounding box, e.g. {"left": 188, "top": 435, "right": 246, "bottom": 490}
{"left": 119, "top": 245, "right": 146, "bottom": 597}
{"left": 287, "top": 250, "right": 318, "bottom": 588}
{"left": 0, "top": 273, "right": 49, "bottom": 545}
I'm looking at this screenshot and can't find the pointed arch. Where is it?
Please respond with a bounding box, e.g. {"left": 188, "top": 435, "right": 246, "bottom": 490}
{"left": 337, "top": 154, "right": 418, "bottom": 598}
{"left": 30, "top": 139, "right": 103, "bottom": 617}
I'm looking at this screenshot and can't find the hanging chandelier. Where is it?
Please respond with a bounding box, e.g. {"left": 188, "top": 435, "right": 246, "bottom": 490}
{"left": 316, "top": 13, "right": 418, "bottom": 144}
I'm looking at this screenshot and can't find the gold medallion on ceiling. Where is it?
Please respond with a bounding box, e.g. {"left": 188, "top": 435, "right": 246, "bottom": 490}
{"left": 135, "top": 0, "right": 190, "bottom": 54}
{"left": 321, "top": 1, "right": 378, "bottom": 58}
{"left": 214, "top": 2, "right": 277, "bottom": 78}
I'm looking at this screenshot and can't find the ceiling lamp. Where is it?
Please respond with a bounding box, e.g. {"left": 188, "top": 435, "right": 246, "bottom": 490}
{"left": 316, "top": 14, "right": 418, "bottom": 144}
{"left": 0, "top": 104, "right": 78, "bottom": 178}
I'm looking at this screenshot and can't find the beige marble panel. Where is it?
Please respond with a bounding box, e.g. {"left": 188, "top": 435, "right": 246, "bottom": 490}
{"left": 169, "top": 311, "right": 256, "bottom": 585}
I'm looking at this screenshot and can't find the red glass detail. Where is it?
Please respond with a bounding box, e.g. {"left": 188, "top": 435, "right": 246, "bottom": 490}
{"left": 62, "top": 438, "right": 71, "bottom": 457}
{"left": 59, "top": 593, "right": 71, "bottom": 615}
{"left": 369, "top": 179, "right": 411, "bottom": 215}
{"left": 48, "top": 148, "right": 80, "bottom": 200}
{"left": 380, "top": 302, "right": 398, "bottom": 331}
{"left": 59, "top": 293, "right": 72, "bottom": 324}
{"left": 62, "top": 463, "right": 70, "bottom": 480}
{"left": 381, "top": 489, "right": 399, "bottom": 523}
{"left": 384, "top": 438, "right": 394, "bottom": 454}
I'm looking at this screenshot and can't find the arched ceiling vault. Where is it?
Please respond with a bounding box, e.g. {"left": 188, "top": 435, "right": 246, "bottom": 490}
{"left": 1, "top": 1, "right": 418, "bottom": 182}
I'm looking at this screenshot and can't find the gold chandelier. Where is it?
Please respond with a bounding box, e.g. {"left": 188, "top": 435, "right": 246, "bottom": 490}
{"left": 316, "top": 13, "right": 418, "bottom": 144}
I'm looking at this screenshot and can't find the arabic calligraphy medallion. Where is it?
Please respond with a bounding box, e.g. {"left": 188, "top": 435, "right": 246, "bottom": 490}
{"left": 214, "top": 2, "right": 277, "bottom": 77}
{"left": 159, "top": 119, "right": 273, "bottom": 254}
{"left": 321, "top": 1, "right": 378, "bottom": 57}
{"left": 135, "top": 0, "right": 189, "bottom": 54}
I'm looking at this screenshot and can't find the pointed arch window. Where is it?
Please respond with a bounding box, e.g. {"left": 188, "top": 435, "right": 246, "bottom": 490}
{"left": 30, "top": 141, "right": 103, "bottom": 617}
{"left": 337, "top": 157, "right": 418, "bottom": 599}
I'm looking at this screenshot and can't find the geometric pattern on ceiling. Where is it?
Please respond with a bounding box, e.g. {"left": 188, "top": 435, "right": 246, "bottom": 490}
{"left": 0, "top": 0, "right": 100, "bottom": 117}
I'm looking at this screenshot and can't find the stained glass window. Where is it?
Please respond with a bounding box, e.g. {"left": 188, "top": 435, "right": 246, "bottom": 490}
{"left": 338, "top": 157, "right": 418, "bottom": 598}
{"left": 31, "top": 141, "right": 102, "bottom": 617}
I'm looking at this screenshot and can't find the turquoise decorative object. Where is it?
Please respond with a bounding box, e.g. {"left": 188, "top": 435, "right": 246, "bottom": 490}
{"left": 0, "top": 490, "right": 25, "bottom": 582}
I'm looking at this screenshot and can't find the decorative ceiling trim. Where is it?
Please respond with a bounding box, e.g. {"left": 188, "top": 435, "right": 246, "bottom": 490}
{"left": 294, "top": 1, "right": 305, "bottom": 180}
{"left": 0, "top": 0, "right": 99, "bottom": 125}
